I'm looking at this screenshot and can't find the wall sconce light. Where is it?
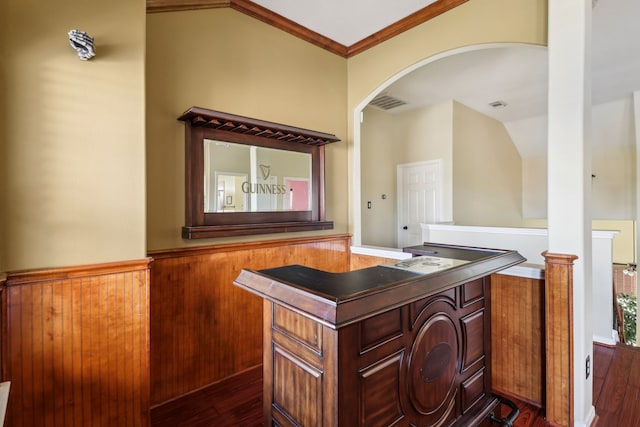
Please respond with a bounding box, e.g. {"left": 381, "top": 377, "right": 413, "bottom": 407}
{"left": 68, "top": 29, "right": 95, "bottom": 61}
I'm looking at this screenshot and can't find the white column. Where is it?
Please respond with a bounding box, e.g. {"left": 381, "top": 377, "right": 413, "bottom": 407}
{"left": 547, "top": 1, "right": 594, "bottom": 426}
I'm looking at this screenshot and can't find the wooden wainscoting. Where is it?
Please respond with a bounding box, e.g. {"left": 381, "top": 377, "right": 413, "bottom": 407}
{"left": 1, "top": 259, "right": 152, "bottom": 427}
{"left": 490, "top": 273, "right": 545, "bottom": 406}
{"left": 349, "top": 253, "right": 398, "bottom": 271}
{"left": 543, "top": 252, "right": 577, "bottom": 427}
{"left": 148, "top": 234, "right": 351, "bottom": 407}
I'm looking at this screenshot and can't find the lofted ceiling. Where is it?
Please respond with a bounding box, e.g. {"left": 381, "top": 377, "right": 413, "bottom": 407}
{"left": 147, "top": 0, "right": 640, "bottom": 157}
{"left": 378, "top": 0, "right": 640, "bottom": 120}
{"left": 249, "top": 0, "right": 440, "bottom": 47}
{"left": 146, "top": 0, "right": 468, "bottom": 57}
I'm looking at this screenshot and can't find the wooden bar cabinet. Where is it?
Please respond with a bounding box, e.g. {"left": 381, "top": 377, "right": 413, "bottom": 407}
{"left": 234, "top": 243, "right": 524, "bottom": 427}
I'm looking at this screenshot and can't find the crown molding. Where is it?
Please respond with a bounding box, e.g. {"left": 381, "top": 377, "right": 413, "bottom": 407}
{"left": 146, "top": 0, "right": 467, "bottom": 57}
{"left": 147, "top": 0, "right": 229, "bottom": 13}
{"left": 230, "top": 0, "right": 348, "bottom": 57}
{"left": 347, "top": 0, "right": 469, "bottom": 57}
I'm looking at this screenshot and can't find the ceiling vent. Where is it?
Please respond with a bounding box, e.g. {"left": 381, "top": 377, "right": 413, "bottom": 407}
{"left": 488, "top": 100, "right": 508, "bottom": 109}
{"left": 369, "top": 93, "right": 407, "bottom": 110}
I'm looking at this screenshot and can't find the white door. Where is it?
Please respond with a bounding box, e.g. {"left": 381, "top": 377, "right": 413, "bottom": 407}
{"left": 397, "top": 160, "right": 442, "bottom": 248}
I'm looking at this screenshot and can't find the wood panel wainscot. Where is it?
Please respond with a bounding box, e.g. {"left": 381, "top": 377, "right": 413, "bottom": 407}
{"left": 490, "top": 272, "right": 545, "bottom": 407}
{"left": 148, "top": 234, "right": 351, "bottom": 407}
{"left": 1, "top": 259, "right": 152, "bottom": 427}
{"left": 350, "top": 253, "right": 400, "bottom": 271}
{"left": 543, "top": 252, "right": 577, "bottom": 427}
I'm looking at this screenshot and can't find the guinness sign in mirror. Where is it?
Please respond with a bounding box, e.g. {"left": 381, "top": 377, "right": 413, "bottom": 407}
{"left": 179, "top": 107, "right": 339, "bottom": 239}
{"left": 204, "top": 140, "right": 312, "bottom": 213}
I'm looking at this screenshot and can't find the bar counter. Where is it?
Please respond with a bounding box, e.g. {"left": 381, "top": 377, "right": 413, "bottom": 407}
{"left": 234, "top": 242, "right": 525, "bottom": 427}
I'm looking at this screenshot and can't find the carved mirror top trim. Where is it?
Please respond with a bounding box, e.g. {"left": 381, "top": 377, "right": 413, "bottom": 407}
{"left": 179, "top": 106, "right": 340, "bottom": 239}
{"left": 178, "top": 107, "right": 340, "bottom": 146}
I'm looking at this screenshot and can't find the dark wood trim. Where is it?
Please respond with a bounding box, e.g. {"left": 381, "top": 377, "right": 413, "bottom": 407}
{"left": 147, "top": 0, "right": 229, "bottom": 13}
{"left": 318, "top": 145, "right": 327, "bottom": 220}
{"left": 230, "top": 0, "right": 348, "bottom": 57}
{"left": 185, "top": 125, "right": 204, "bottom": 227}
{"left": 347, "top": 0, "right": 469, "bottom": 57}
{"left": 178, "top": 107, "right": 340, "bottom": 146}
{"left": 182, "top": 220, "right": 334, "bottom": 239}
{"left": 4, "top": 258, "right": 153, "bottom": 285}
{"left": 146, "top": 0, "right": 466, "bottom": 58}
{"left": 542, "top": 251, "right": 577, "bottom": 427}
{"left": 1, "top": 274, "right": 6, "bottom": 384}
{"left": 179, "top": 106, "right": 339, "bottom": 238}
{"left": 149, "top": 233, "right": 352, "bottom": 259}
{"left": 262, "top": 299, "right": 273, "bottom": 427}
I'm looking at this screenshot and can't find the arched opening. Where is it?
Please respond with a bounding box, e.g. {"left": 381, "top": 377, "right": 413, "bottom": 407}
{"left": 352, "top": 43, "right": 548, "bottom": 249}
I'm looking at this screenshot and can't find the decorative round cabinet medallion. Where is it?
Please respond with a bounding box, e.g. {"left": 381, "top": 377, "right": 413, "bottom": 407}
{"left": 407, "top": 313, "right": 458, "bottom": 416}
{"left": 420, "top": 342, "right": 453, "bottom": 383}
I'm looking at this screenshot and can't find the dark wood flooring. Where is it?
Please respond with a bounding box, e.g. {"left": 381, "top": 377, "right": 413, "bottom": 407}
{"left": 151, "top": 343, "right": 630, "bottom": 427}
{"left": 151, "top": 365, "right": 263, "bottom": 427}
{"left": 593, "top": 343, "right": 640, "bottom": 427}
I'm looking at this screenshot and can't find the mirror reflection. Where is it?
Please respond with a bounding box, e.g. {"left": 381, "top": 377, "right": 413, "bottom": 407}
{"left": 204, "top": 140, "right": 312, "bottom": 213}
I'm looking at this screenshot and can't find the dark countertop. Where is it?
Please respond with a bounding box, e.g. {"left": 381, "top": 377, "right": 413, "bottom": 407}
{"left": 234, "top": 242, "right": 525, "bottom": 328}
{"left": 255, "top": 263, "right": 420, "bottom": 300}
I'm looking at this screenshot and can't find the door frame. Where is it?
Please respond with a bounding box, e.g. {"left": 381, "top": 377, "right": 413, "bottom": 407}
{"left": 396, "top": 159, "right": 443, "bottom": 248}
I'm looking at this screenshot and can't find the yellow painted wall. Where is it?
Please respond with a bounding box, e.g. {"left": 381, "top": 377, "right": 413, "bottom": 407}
{"left": 522, "top": 156, "right": 548, "bottom": 218}
{"left": 0, "top": 0, "right": 7, "bottom": 271}
{"left": 360, "top": 107, "right": 403, "bottom": 247}
{"left": 398, "top": 101, "right": 455, "bottom": 221}
{"left": 1, "top": 0, "right": 549, "bottom": 270}
{"left": 361, "top": 101, "right": 454, "bottom": 248}
{"left": 522, "top": 99, "right": 637, "bottom": 220}
{"left": 594, "top": 220, "right": 636, "bottom": 264}
{"left": 452, "top": 101, "right": 523, "bottom": 226}
{"left": 591, "top": 147, "right": 636, "bottom": 218}
{"left": 145, "top": 9, "right": 348, "bottom": 250}
{"left": 1, "top": 0, "right": 146, "bottom": 271}
{"left": 523, "top": 218, "right": 637, "bottom": 264}
{"left": 347, "top": 0, "right": 546, "bottom": 107}
{"left": 361, "top": 97, "right": 525, "bottom": 245}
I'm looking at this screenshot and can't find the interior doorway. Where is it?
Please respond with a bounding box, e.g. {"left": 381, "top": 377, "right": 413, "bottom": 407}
{"left": 284, "top": 178, "right": 310, "bottom": 211}
{"left": 212, "top": 172, "right": 248, "bottom": 212}
{"left": 396, "top": 160, "right": 443, "bottom": 248}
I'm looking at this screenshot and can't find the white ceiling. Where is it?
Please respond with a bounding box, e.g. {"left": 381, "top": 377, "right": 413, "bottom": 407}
{"left": 380, "top": 0, "right": 640, "bottom": 119}
{"left": 251, "top": 0, "right": 640, "bottom": 158}
{"left": 251, "top": 0, "right": 439, "bottom": 47}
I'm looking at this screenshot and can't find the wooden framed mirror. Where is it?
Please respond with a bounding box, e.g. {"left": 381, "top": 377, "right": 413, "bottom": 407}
{"left": 178, "top": 107, "right": 339, "bottom": 239}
